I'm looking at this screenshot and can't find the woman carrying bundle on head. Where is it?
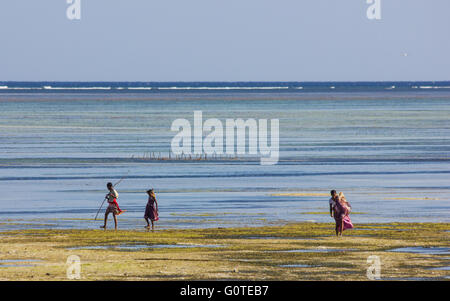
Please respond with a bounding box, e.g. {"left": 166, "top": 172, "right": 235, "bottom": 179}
{"left": 144, "top": 189, "right": 159, "bottom": 229}
{"left": 339, "top": 192, "right": 352, "bottom": 214}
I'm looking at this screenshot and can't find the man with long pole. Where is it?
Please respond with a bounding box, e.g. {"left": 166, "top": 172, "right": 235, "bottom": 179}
{"left": 98, "top": 181, "right": 125, "bottom": 229}
{"left": 94, "top": 179, "right": 123, "bottom": 221}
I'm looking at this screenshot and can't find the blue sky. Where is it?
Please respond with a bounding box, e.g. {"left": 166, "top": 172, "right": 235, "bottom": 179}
{"left": 0, "top": 0, "right": 449, "bottom": 81}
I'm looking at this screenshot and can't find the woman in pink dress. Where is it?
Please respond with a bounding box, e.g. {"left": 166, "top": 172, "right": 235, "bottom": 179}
{"left": 333, "top": 192, "right": 354, "bottom": 236}
{"left": 144, "top": 189, "right": 159, "bottom": 229}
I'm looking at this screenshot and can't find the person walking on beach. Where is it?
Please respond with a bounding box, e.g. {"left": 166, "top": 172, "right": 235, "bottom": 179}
{"left": 107, "top": 182, "right": 125, "bottom": 215}
{"left": 100, "top": 182, "right": 123, "bottom": 230}
{"left": 144, "top": 189, "right": 159, "bottom": 229}
{"left": 330, "top": 190, "right": 354, "bottom": 236}
{"left": 329, "top": 190, "right": 337, "bottom": 218}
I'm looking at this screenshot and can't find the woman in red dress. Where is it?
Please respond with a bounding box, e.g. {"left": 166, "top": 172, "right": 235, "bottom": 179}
{"left": 144, "top": 189, "right": 159, "bottom": 229}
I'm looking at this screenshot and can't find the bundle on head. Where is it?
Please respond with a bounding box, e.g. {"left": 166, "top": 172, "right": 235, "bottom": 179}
{"left": 147, "top": 189, "right": 155, "bottom": 198}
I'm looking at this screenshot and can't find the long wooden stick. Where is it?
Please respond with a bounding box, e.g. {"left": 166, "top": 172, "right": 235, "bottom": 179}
{"left": 94, "top": 196, "right": 108, "bottom": 220}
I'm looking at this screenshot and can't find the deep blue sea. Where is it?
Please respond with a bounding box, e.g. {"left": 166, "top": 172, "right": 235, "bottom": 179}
{"left": 0, "top": 82, "right": 449, "bottom": 230}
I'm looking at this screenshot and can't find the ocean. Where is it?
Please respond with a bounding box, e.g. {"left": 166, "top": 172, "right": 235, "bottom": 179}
{"left": 0, "top": 81, "right": 449, "bottom": 230}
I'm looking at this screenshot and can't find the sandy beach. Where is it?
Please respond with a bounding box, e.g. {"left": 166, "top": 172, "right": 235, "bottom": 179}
{"left": 1, "top": 222, "right": 448, "bottom": 281}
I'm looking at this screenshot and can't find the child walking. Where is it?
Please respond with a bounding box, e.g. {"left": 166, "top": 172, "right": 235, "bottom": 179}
{"left": 144, "top": 189, "right": 159, "bottom": 229}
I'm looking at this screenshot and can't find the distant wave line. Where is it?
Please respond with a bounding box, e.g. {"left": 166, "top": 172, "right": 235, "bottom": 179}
{"left": 43, "top": 86, "right": 112, "bottom": 90}
{"left": 1, "top": 86, "right": 291, "bottom": 91}
{"left": 1, "top": 85, "right": 450, "bottom": 91}
{"left": 156, "top": 86, "right": 290, "bottom": 90}
{"left": 412, "top": 86, "right": 450, "bottom": 89}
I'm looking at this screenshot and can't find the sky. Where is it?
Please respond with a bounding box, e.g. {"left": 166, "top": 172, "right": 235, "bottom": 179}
{"left": 0, "top": 0, "right": 449, "bottom": 82}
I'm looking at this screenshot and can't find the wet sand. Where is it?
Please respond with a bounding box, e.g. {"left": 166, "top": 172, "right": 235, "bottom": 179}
{"left": 0, "top": 222, "right": 449, "bottom": 281}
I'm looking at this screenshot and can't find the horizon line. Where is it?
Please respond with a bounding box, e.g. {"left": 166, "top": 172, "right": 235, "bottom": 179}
{"left": 1, "top": 80, "right": 450, "bottom": 83}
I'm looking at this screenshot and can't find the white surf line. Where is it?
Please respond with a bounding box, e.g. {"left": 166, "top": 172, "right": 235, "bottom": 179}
{"left": 157, "top": 86, "right": 290, "bottom": 90}
{"left": 126, "top": 87, "right": 153, "bottom": 90}
{"left": 42, "top": 86, "right": 112, "bottom": 90}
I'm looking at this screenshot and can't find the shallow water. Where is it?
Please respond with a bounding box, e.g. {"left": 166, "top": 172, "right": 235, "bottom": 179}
{"left": 0, "top": 259, "right": 41, "bottom": 268}
{"left": 0, "top": 86, "right": 449, "bottom": 230}
{"left": 334, "top": 271, "right": 360, "bottom": 275}
{"left": 380, "top": 277, "right": 441, "bottom": 281}
{"left": 0, "top": 259, "right": 42, "bottom": 263}
{"left": 244, "top": 236, "right": 319, "bottom": 240}
{"left": 0, "top": 264, "right": 35, "bottom": 268}
{"left": 278, "top": 264, "right": 315, "bottom": 268}
{"left": 388, "top": 247, "right": 450, "bottom": 255}
{"left": 428, "top": 266, "right": 450, "bottom": 271}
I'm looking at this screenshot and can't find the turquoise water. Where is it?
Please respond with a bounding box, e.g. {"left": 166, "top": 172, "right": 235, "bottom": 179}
{"left": 0, "top": 85, "right": 449, "bottom": 230}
